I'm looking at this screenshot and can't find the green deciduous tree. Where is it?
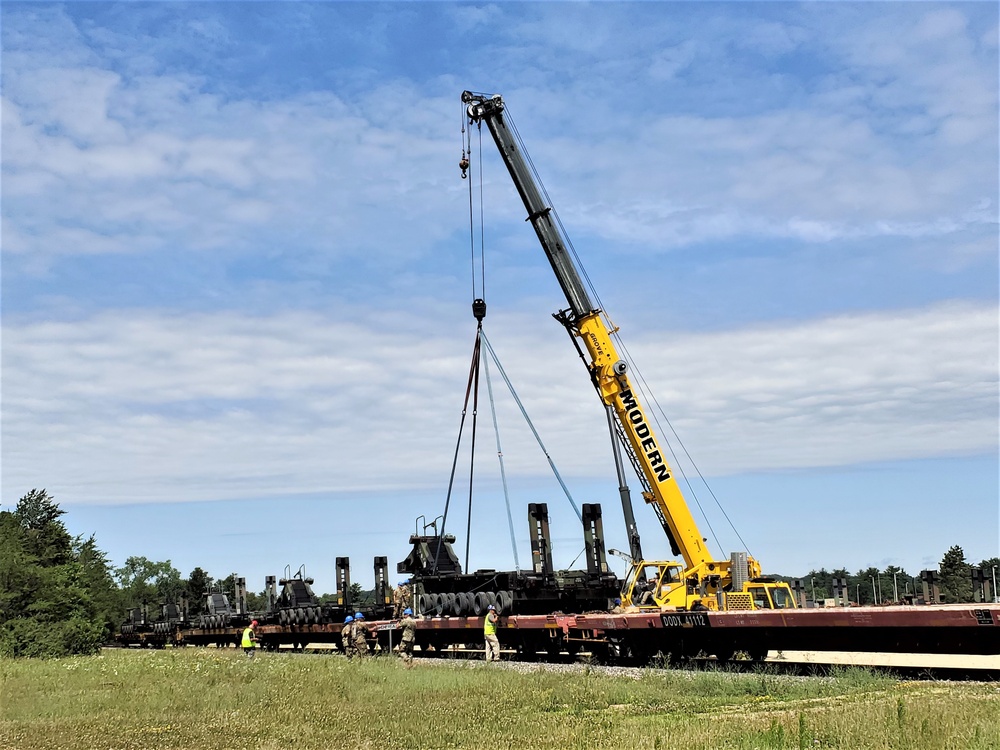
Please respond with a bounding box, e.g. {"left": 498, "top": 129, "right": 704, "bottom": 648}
{"left": 115, "top": 556, "right": 183, "bottom": 610}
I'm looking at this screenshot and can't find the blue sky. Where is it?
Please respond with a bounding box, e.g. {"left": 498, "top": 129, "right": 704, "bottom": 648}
{"left": 2, "top": 2, "right": 997, "bottom": 594}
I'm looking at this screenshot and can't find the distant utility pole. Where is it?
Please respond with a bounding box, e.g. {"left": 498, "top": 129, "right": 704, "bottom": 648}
{"left": 870, "top": 576, "right": 877, "bottom": 605}
{"left": 993, "top": 566, "right": 998, "bottom": 603}
{"left": 892, "top": 572, "right": 898, "bottom": 603}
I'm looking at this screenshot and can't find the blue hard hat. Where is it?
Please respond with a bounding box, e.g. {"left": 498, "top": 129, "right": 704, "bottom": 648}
{"left": 614, "top": 598, "right": 621, "bottom": 605}
{"left": 355, "top": 612, "right": 364, "bottom": 620}
{"left": 403, "top": 608, "right": 413, "bottom": 616}
{"left": 344, "top": 615, "right": 353, "bottom": 624}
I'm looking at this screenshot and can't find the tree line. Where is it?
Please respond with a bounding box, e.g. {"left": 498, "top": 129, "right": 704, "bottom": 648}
{"left": 1, "top": 488, "right": 996, "bottom": 657}
{"left": 794, "top": 541, "right": 998, "bottom": 606}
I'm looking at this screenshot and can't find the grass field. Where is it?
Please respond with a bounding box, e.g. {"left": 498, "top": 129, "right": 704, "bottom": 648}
{"left": 2, "top": 648, "right": 998, "bottom": 749}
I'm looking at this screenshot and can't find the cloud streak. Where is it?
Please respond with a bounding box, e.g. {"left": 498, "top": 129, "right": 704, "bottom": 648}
{"left": 4, "top": 301, "right": 993, "bottom": 506}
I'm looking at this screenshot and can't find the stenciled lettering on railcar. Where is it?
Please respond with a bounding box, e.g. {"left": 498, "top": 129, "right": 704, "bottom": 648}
{"left": 973, "top": 609, "right": 995, "bottom": 626}
{"left": 660, "top": 613, "right": 711, "bottom": 628}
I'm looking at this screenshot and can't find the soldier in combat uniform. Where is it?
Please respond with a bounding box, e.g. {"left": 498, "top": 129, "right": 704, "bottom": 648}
{"left": 352, "top": 612, "right": 370, "bottom": 658}
{"left": 341, "top": 615, "right": 355, "bottom": 658}
{"left": 393, "top": 580, "right": 412, "bottom": 619}
{"left": 397, "top": 607, "right": 416, "bottom": 667}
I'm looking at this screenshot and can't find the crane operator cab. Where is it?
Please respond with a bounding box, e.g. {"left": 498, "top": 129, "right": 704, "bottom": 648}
{"left": 622, "top": 562, "right": 684, "bottom": 608}
{"left": 622, "top": 561, "right": 798, "bottom": 611}
{"left": 745, "top": 583, "right": 796, "bottom": 610}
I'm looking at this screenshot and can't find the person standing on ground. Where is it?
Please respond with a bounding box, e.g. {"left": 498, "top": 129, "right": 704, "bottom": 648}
{"left": 353, "top": 612, "right": 370, "bottom": 658}
{"left": 483, "top": 604, "right": 500, "bottom": 662}
{"left": 341, "top": 615, "right": 355, "bottom": 658}
{"left": 398, "top": 607, "right": 416, "bottom": 666}
{"left": 241, "top": 619, "right": 259, "bottom": 659}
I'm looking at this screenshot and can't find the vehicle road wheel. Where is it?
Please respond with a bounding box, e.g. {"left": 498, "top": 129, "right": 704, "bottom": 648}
{"left": 472, "top": 592, "right": 488, "bottom": 616}
{"left": 496, "top": 590, "right": 513, "bottom": 614}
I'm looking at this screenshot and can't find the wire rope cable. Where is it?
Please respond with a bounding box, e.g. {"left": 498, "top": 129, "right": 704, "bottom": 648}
{"left": 481, "top": 331, "right": 582, "bottom": 522}
{"left": 483, "top": 346, "right": 521, "bottom": 571}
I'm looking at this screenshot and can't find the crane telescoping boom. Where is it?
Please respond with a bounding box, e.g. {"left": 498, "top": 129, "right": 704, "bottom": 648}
{"left": 462, "top": 91, "right": 795, "bottom": 611}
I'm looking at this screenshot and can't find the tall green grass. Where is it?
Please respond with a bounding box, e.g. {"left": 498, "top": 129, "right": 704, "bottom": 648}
{"left": 1, "top": 649, "right": 997, "bottom": 749}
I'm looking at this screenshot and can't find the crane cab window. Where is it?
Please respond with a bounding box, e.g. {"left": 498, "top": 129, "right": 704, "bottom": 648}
{"left": 747, "top": 586, "right": 773, "bottom": 610}
{"left": 770, "top": 587, "right": 795, "bottom": 609}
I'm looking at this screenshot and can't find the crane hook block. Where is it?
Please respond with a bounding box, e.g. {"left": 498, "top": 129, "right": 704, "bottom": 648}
{"left": 459, "top": 157, "right": 470, "bottom": 179}
{"left": 472, "top": 298, "right": 487, "bottom": 321}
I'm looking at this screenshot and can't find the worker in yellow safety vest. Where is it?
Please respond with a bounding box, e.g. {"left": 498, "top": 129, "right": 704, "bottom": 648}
{"left": 483, "top": 604, "right": 500, "bottom": 662}
{"left": 242, "top": 620, "right": 258, "bottom": 659}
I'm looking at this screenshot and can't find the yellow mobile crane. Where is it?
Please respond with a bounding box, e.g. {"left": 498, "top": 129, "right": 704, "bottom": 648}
{"left": 462, "top": 91, "right": 795, "bottom": 612}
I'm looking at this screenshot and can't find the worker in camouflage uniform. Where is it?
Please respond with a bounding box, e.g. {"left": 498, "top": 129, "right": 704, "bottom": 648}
{"left": 397, "top": 607, "right": 416, "bottom": 666}
{"left": 341, "top": 614, "right": 355, "bottom": 658}
{"left": 352, "top": 612, "right": 370, "bottom": 658}
{"left": 393, "top": 580, "right": 411, "bottom": 619}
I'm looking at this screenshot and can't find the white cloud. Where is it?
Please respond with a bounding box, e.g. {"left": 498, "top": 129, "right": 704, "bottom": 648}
{"left": 3, "top": 302, "right": 994, "bottom": 506}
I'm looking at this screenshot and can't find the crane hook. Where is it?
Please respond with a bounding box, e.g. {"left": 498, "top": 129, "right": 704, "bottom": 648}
{"left": 459, "top": 157, "right": 469, "bottom": 179}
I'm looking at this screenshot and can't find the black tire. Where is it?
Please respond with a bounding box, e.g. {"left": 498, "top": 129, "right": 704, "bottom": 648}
{"left": 458, "top": 592, "right": 472, "bottom": 615}
{"left": 447, "top": 593, "right": 462, "bottom": 616}
{"left": 472, "top": 591, "right": 488, "bottom": 617}
{"left": 485, "top": 591, "right": 498, "bottom": 610}
{"left": 497, "top": 590, "right": 513, "bottom": 615}
{"left": 420, "top": 594, "right": 434, "bottom": 615}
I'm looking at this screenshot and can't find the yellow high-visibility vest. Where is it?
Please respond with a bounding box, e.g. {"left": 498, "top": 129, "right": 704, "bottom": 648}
{"left": 484, "top": 612, "right": 497, "bottom": 636}
{"left": 241, "top": 626, "right": 255, "bottom": 648}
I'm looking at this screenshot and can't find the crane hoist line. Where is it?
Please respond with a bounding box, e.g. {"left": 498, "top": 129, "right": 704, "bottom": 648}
{"left": 462, "top": 90, "right": 796, "bottom": 613}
